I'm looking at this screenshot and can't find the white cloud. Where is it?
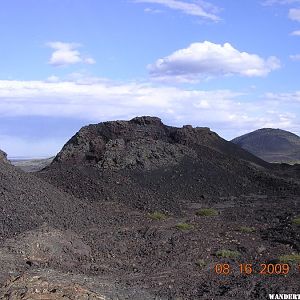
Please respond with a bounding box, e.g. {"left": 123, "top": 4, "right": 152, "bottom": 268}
{"left": 47, "top": 42, "right": 96, "bottom": 67}
{"left": 148, "top": 41, "right": 280, "bottom": 82}
{"left": 84, "top": 57, "right": 96, "bottom": 64}
{"left": 290, "top": 29, "right": 300, "bottom": 35}
{"left": 262, "top": 0, "right": 300, "bottom": 5}
{"left": 266, "top": 91, "right": 300, "bottom": 102}
{"left": 46, "top": 75, "right": 60, "bottom": 83}
{"left": 0, "top": 79, "right": 241, "bottom": 120}
{"left": 290, "top": 54, "right": 300, "bottom": 60}
{"left": 135, "top": 0, "right": 220, "bottom": 21}
{"left": 0, "top": 77, "right": 299, "bottom": 156}
{"left": 144, "top": 7, "right": 163, "bottom": 13}
{"left": 0, "top": 78, "right": 299, "bottom": 141}
{"left": 289, "top": 8, "right": 300, "bottom": 21}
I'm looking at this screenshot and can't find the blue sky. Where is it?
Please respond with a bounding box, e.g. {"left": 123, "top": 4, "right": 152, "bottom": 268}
{"left": 1, "top": 0, "right": 300, "bottom": 157}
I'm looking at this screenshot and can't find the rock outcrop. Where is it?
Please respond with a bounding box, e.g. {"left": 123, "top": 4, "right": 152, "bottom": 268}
{"left": 39, "top": 116, "right": 300, "bottom": 215}
{"left": 52, "top": 116, "right": 267, "bottom": 170}
{"left": 0, "top": 150, "right": 9, "bottom": 164}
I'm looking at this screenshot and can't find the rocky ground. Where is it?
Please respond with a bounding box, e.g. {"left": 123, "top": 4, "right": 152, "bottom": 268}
{"left": 0, "top": 117, "right": 300, "bottom": 299}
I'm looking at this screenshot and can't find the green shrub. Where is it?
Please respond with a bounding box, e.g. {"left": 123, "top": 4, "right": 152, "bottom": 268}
{"left": 292, "top": 217, "right": 300, "bottom": 226}
{"left": 279, "top": 254, "right": 300, "bottom": 264}
{"left": 195, "top": 259, "right": 206, "bottom": 269}
{"left": 196, "top": 208, "right": 218, "bottom": 217}
{"left": 216, "top": 249, "right": 241, "bottom": 259}
{"left": 148, "top": 211, "right": 167, "bottom": 221}
{"left": 238, "top": 226, "right": 256, "bottom": 233}
{"left": 175, "top": 223, "right": 194, "bottom": 231}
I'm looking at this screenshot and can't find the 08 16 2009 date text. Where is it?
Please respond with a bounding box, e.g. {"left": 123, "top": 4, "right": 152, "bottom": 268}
{"left": 214, "top": 263, "right": 300, "bottom": 275}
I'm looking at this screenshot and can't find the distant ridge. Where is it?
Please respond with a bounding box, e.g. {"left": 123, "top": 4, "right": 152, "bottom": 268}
{"left": 231, "top": 128, "right": 300, "bottom": 163}
{"left": 11, "top": 157, "right": 54, "bottom": 172}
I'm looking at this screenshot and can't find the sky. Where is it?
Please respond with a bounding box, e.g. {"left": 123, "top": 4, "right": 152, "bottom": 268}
{"left": 1, "top": 0, "right": 300, "bottom": 157}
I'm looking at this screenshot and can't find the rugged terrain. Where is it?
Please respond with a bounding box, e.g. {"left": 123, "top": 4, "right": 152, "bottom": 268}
{"left": 0, "top": 152, "right": 159, "bottom": 299}
{"left": 232, "top": 128, "right": 300, "bottom": 164}
{"left": 0, "top": 116, "right": 300, "bottom": 299}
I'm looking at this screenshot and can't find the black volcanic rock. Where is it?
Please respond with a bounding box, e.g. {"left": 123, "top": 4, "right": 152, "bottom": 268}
{"left": 232, "top": 128, "right": 300, "bottom": 163}
{"left": 52, "top": 116, "right": 199, "bottom": 169}
{"left": 37, "top": 118, "right": 300, "bottom": 299}
{"left": 0, "top": 151, "right": 162, "bottom": 298}
{"left": 0, "top": 156, "right": 98, "bottom": 241}
{"left": 40, "top": 117, "right": 299, "bottom": 214}
{"left": 52, "top": 116, "right": 268, "bottom": 170}
{"left": 0, "top": 150, "right": 8, "bottom": 164}
{"left": 1, "top": 117, "right": 300, "bottom": 300}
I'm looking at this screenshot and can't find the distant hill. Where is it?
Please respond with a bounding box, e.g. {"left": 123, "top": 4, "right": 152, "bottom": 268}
{"left": 11, "top": 157, "right": 54, "bottom": 172}
{"left": 231, "top": 128, "right": 300, "bottom": 163}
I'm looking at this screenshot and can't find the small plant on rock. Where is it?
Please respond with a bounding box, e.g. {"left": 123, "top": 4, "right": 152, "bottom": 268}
{"left": 148, "top": 211, "right": 167, "bottom": 221}
{"left": 196, "top": 208, "right": 218, "bottom": 217}
{"left": 175, "top": 222, "right": 194, "bottom": 231}
{"left": 238, "top": 226, "right": 256, "bottom": 233}
{"left": 216, "top": 249, "right": 241, "bottom": 259}
{"left": 279, "top": 254, "right": 300, "bottom": 264}
{"left": 195, "top": 259, "right": 207, "bottom": 269}
{"left": 291, "top": 217, "right": 300, "bottom": 226}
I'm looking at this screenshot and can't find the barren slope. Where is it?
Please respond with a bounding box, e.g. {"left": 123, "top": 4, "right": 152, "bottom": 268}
{"left": 232, "top": 128, "right": 300, "bottom": 163}
{"left": 40, "top": 117, "right": 298, "bottom": 212}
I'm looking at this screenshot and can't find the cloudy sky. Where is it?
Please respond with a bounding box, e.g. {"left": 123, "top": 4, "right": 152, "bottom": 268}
{"left": 1, "top": 0, "right": 300, "bottom": 157}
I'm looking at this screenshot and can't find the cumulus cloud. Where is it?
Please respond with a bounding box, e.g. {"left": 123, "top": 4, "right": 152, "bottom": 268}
{"left": 0, "top": 77, "right": 300, "bottom": 156}
{"left": 289, "top": 8, "right": 300, "bottom": 21}
{"left": 135, "top": 0, "right": 220, "bottom": 21}
{"left": 290, "top": 29, "right": 300, "bottom": 35}
{"left": 0, "top": 78, "right": 298, "bottom": 141}
{"left": 148, "top": 41, "right": 280, "bottom": 82}
{"left": 46, "top": 75, "right": 60, "bottom": 83}
{"left": 0, "top": 79, "right": 241, "bottom": 121}
{"left": 266, "top": 91, "right": 300, "bottom": 102}
{"left": 290, "top": 54, "right": 300, "bottom": 60}
{"left": 47, "top": 42, "right": 96, "bottom": 67}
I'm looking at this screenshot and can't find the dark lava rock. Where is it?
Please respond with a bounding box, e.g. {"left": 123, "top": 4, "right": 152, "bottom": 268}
{"left": 1, "top": 117, "right": 300, "bottom": 299}
{"left": 0, "top": 157, "right": 109, "bottom": 242}
{"left": 0, "top": 269, "right": 157, "bottom": 300}
{"left": 0, "top": 156, "right": 161, "bottom": 298}
{"left": 0, "top": 150, "right": 9, "bottom": 164}
{"left": 40, "top": 116, "right": 299, "bottom": 213}
{"left": 52, "top": 116, "right": 268, "bottom": 170}
{"left": 3, "top": 226, "right": 92, "bottom": 269}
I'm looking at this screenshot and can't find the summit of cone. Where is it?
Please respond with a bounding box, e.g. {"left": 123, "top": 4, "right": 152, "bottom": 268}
{"left": 51, "top": 116, "right": 267, "bottom": 170}
{"left": 232, "top": 128, "right": 300, "bottom": 163}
